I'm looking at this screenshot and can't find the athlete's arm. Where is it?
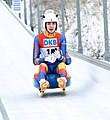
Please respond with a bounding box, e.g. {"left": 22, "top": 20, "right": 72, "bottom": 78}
{"left": 57, "top": 34, "right": 67, "bottom": 62}
{"left": 33, "top": 36, "right": 45, "bottom": 65}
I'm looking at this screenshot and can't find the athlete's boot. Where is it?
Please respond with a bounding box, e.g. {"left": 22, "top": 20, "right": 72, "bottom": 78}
{"left": 57, "top": 77, "right": 67, "bottom": 89}
{"left": 39, "top": 79, "right": 50, "bottom": 91}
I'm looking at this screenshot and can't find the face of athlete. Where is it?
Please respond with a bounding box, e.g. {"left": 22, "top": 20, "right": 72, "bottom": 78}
{"left": 46, "top": 22, "right": 57, "bottom": 34}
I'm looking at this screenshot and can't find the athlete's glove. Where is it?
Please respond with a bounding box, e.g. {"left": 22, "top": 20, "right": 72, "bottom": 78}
{"left": 45, "top": 55, "right": 56, "bottom": 63}
{"left": 53, "top": 49, "right": 61, "bottom": 59}
{"left": 53, "top": 49, "right": 66, "bottom": 62}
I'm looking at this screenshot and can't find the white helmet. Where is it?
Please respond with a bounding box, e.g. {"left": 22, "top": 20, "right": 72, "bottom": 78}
{"left": 43, "top": 9, "right": 59, "bottom": 31}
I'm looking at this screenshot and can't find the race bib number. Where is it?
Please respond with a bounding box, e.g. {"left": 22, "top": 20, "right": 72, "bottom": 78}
{"left": 40, "top": 47, "right": 59, "bottom": 57}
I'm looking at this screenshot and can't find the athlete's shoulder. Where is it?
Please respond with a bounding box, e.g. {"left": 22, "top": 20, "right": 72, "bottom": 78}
{"left": 34, "top": 33, "right": 45, "bottom": 42}
{"left": 37, "top": 33, "right": 44, "bottom": 38}
{"left": 55, "top": 32, "right": 61, "bottom": 35}
{"left": 55, "top": 32, "right": 62, "bottom": 38}
{"left": 55, "top": 32, "right": 65, "bottom": 38}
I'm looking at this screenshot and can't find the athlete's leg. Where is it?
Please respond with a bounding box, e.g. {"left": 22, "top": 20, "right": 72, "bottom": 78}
{"left": 38, "top": 63, "right": 50, "bottom": 91}
{"left": 57, "top": 62, "right": 67, "bottom": 89}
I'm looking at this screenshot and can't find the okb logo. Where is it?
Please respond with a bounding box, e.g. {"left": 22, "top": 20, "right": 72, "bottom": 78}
{"left": 44, "top": 38, "right": 57, "bottom": 47}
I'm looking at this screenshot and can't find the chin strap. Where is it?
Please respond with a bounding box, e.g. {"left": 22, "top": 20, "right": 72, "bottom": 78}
{"left": 44, "top": 31, "right": 56, "bottom": 38}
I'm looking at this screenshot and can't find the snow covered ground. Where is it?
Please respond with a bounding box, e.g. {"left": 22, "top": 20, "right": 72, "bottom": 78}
{"left": 0, "top": 1, "right": 110, "bottom": 120}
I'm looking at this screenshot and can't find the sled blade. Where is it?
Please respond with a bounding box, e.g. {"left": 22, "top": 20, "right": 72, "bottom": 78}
{"left": 39, "top": 91, "right": 44, "bottom": 97}
{"left": 63, "top": 89, "right": 67, "bottom": 95}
